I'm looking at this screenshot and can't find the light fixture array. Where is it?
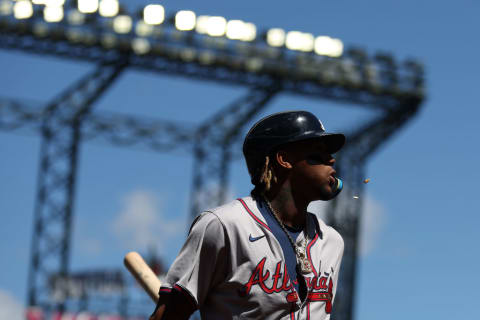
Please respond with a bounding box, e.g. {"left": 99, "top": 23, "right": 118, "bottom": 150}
{"left": 1, "top": 0, "right": 344, "bottom": 57}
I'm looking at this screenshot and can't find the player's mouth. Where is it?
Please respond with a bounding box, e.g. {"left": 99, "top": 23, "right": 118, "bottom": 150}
{"left": 328, "top": 171, "right": 336, "bottom": 186}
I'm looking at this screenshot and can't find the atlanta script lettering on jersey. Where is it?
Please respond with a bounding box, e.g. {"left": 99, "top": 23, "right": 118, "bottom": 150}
{"left": 242, "top": 257, "right": 334, "bottom": 313}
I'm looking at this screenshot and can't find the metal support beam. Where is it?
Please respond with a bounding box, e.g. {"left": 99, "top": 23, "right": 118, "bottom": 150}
{"left": 327, "top": 96, "right": 422, "bottom": 320}
{"left": 0, "top": 98, "right": 195, "bottom": 154}
{"left": 326, "top": 159, "right": 365, "bottom": 320}
{"left": 26, "top": 61, "right": 127, "bottom": 312}
{"left": 0, "top": 98, "right": 44, "bottom": 132}
{"left": 190, "top": 85, "right": 279, "bottom": 219}
{"left": 82, "top": 111, "right": 195, "bottom": 153}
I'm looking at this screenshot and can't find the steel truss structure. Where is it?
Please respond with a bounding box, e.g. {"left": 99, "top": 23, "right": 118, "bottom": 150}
{"left": 0, "top": 2, "right": 425, "bottom": 319}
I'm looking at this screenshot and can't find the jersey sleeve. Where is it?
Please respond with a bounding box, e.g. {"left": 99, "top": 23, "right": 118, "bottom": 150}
{"left": 162, "top": 211, "right": 228, "bottom": 308}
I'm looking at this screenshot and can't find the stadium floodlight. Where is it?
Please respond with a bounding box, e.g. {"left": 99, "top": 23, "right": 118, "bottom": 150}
{"left": 226, "top": 20, "right": 256, "bottom": 41}
{"left": 99, "top": 0, "right": 119, "bottom": 18}
{"left": 0, "top": 0, "right": 13, "bottom": 16}
{"left": 44, "top": 6, "right": 64, "bottom": 23}
{"left": 329, "top": 38, "right": 343, "bottom": 57}
{"left": 32, "top": 0, "right": 47, "bottom": 4}
{"left": 195, "top": 15, "right": 209, "bottom": 34}
{"left": 13, "top": 0, "right": 33, "bottom": 20}
{"left": 242, "top": 22, "right": 256, "bottom": 41}
{"left": 266, "top": 28, "right": 286, "bottom": 47}
{"left": 66, "top": 29, "right": 83, "bottom": 42}
{"left": 175, "top": 10, "right": 196, "bottom": 31}
{"left": 246, "top": 57, "right": 263, "bottom": 72}
{"left": 135, "top": 21, "right": 153, "bottom": 37}
{"left": 132, "top": 38, "right": 151, "bottom": 55}
{"left": 143, "top": 4, "right": 164, "bottom": 25}
{"left": 226, "top": 20, "right": 243, "bottom": 40}
{"left": 198, "top": 51, "right": 215, "bottom": 65}
{"left": 205, "top": 16, "right": 227, "bottom": 37}
{"left": 67, "top": 9, "right": 85, "bottom": 25}
{"left": 314, "top": 36, "right": 344, "bottom": 57}
{"left": 78, "top": 0, "right": 99, "bottom": 14}
{"left": 196, "top": 15, "right": 227, "bottom": 36}
{"left": 33, "top": 22, "right": 49, "bottom": 37}
{"left": 285, "top": 31, "right": 314, "bottom": 52}
{"left": 101, "top": 33, "right": 116, "bottom": 48}
{"left": 179, "top": 48, "right": 196, "bottom": 62}
{"left": 113, "top": 15, "right": 132, "bottom": 34}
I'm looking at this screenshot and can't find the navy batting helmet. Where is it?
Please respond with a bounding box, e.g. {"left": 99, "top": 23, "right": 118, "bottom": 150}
{"left": 243, "top": 110, "right": 345, "bottom": 180}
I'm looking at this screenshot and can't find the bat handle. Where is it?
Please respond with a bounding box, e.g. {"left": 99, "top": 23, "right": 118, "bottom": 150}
{"left": 124, "top": 251, "right": 161, "bottom": 303}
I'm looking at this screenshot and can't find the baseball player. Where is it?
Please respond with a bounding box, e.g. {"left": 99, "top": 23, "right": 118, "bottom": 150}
{"left": 150, "top": 110, "right": 345, "bottom": 320}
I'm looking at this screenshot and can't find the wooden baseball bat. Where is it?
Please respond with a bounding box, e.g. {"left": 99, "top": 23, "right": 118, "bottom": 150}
{"left": 124, "top": 251, "right": 161, "bottom": 303}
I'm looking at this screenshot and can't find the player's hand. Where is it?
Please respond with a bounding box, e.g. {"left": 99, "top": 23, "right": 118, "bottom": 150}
{"left": 150, "top": 292, "right": 195, "bottom": 320}
{"left": 149, "top": 304, "right": 165, "bottom": 320}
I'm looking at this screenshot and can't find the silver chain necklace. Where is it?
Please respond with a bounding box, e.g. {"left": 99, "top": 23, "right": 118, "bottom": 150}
{"left": 263, "top": 197, "right": 312, "bottom": 274}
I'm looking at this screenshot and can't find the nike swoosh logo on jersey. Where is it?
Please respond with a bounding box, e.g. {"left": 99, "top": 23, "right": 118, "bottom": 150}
{"left": 249, "top": 234, "right": 266, "bottom": 242}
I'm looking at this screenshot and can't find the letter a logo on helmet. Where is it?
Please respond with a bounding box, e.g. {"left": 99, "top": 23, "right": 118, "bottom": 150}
{"left": 318, "top": 119, "right": 326, "bottom": 131}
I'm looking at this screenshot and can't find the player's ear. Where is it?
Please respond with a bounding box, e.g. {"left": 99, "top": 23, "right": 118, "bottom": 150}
{"left": 275, "top": 150, "right": 293, "bottom": 169}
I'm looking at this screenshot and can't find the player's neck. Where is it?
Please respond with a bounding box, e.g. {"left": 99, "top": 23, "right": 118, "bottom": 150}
{"left": 265, "top": 184, "right": 307, "bottom": 229}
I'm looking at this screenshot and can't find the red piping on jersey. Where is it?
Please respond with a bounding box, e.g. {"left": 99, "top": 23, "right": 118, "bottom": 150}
{"left": 306, "top": 233, "right": 319, "bottom": 277}
{"left": 307, "top": 302, "right": 311, "bottom": 320}
{"left": 237, "top": 198, "right": 271, "bottom": 231}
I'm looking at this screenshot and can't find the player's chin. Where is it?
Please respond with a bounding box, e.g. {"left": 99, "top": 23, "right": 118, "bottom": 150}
{"left": 323, "top": 192, "right": 339, "bottom": 201}
{"left": 318, "top": 192, "right": 336, "bottom": 201}
{"left": 313, "top": 185, "right": 337, "bottom": 201}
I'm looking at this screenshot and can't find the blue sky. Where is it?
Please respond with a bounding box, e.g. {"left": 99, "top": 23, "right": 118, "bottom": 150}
{"left": 1, "top": 0, "right": 479, "bottom": 319}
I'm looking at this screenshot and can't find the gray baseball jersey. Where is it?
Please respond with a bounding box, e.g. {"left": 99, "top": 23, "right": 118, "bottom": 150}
{"left": 161, "top": 196, "right": 344, "bottom": 320}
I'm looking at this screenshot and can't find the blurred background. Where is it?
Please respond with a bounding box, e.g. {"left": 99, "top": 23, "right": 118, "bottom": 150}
{"left": 0, "top": 0, "right": 478, "bottom": 319}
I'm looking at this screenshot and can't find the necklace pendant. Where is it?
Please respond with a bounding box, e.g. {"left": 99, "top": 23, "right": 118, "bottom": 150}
{"left": 296, "top": 248, "right": 305, "bottom": 258}
{"left": 300, "top": 258, "right": 312, "bottom": 274}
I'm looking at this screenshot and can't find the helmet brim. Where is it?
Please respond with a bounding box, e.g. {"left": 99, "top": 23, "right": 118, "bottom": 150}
{"left": 304, "top": 132, "right": 346, "bottom": 154}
